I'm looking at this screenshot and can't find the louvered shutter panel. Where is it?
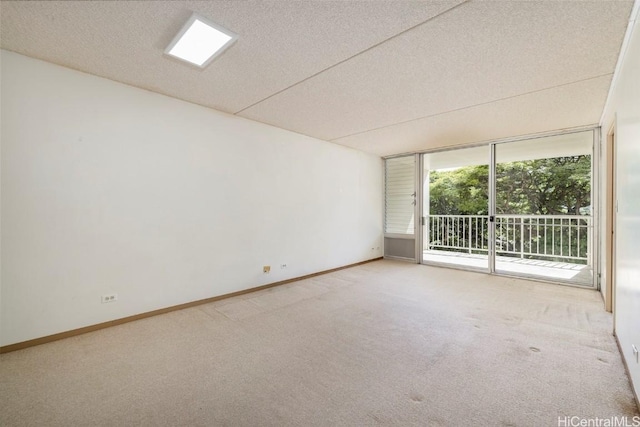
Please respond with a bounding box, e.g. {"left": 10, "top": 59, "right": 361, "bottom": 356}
{"left": 385, "top": 156, "right": 415, "bottom": 235}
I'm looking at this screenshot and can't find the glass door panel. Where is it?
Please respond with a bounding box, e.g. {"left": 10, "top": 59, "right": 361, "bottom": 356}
{"left": 422, "top": 146, "right": 489, "bottom": 271}
{"left": 493, "top": 131, "right": 595, "bottom": 286}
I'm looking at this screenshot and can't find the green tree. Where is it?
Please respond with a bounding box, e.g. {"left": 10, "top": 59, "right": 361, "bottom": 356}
{"left": 429, "top": 165, "right": 488, "bottom": 215}
{"left": 428, "top": 155, "right": 591, "bottom": 263}
{"left": 429, "top": 155, "right": 591, "bottom": 216}
{"left": 495, "top": 156, "right": 591, "bottom": 215}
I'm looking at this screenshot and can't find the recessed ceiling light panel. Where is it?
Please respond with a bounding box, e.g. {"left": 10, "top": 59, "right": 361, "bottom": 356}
{"left": 165, "top": 13, "right": 237, "bottom": 68}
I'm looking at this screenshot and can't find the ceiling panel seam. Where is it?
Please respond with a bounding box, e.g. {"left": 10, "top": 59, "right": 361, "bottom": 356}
{"left": 232, "top": 0, "right": 469, "bottom": 115}
{"left": 330, "top": 72, "right": 613, "bottom": 142}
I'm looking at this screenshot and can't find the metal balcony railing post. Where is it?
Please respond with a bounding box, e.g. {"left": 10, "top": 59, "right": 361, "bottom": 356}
{"left": 468, "top": 217, "right": 472, "bottom": 254}
{"left": 520, "top": 219, "right": 524, "bottom": 259}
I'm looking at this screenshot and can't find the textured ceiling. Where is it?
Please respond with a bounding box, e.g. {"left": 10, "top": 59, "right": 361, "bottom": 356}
{"left": 0, "top": 1, "right": 634, "bottom": 156}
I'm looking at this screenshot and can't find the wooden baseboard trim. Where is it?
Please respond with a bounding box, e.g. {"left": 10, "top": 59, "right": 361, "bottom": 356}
{"left": 614, "top": 332, "right": 640, "bottom": 412}
{"left": 0, "top": 257, "right": 383, "bottom": 354}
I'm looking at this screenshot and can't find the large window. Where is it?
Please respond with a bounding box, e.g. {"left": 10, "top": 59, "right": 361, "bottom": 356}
{"left": 384, "top": 130, "right": 597, "bottom": 287}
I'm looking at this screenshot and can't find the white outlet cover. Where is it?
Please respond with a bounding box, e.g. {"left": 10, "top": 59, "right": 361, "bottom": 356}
{"left": 101, "top": 294, "right": 118, "bottom": 303}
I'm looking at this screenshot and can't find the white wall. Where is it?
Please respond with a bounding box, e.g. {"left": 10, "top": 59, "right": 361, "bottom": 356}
{"left": 600, "top": 1, "right": 640, "bottom": 401}
{"left": 0, "top": 51, "right": 383, "bottom": 347}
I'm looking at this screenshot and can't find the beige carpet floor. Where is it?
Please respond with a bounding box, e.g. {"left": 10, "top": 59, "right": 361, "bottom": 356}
{"left": 1, "top": 260, "right": 638, "bottom": 426}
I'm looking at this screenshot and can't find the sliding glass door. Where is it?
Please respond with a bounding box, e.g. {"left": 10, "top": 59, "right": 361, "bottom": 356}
{"left": 493, "top": 131, "right": 594, "bottom": 286}
{"left": 418, "top": 129, "right": 596, "bottom": 287}
{"left": 422, "top": 146, "right": 489, "bottom": 272}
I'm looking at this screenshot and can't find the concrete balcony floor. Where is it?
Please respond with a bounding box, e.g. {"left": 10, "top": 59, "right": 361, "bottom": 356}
{"left": 423, "top": 249, "right": 593, "bottom": 286}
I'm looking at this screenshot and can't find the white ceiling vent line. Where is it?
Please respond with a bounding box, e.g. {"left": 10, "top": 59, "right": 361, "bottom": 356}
{"left": 330, "top": 73, "right": 614, "bottom": 143}
{"left": 165, "top": 13, "right": 238, "bottom": 68}
{"left": 232, "top": 0, "right": 469, "bottom": 115}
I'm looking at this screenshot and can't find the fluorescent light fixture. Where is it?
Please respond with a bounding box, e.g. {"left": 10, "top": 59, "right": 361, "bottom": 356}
{"left": 165, "top": 13, "right": 237, "bottom": 68}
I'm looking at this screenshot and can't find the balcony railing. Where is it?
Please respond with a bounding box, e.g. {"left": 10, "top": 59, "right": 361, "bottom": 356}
{"left": 426, "top": 214, "right": 591, "bottom": 264}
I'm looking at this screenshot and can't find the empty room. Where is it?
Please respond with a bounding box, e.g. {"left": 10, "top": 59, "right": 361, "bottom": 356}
{"left": 1, "top": 1, "right": 640, "bottom": 426}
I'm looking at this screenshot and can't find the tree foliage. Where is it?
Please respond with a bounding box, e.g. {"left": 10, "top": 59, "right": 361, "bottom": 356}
{"left": 429, "top": 155, "right": 591, "bottom": 216}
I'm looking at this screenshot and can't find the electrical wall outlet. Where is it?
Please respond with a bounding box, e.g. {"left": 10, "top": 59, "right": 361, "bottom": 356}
{"left": 263, "top": 265, "right": 271, "bottom": 273}
{"left": 101, "top": 294, "right": 118, "bottom": 304}
{"left": 280, "top": 264, "right": 287, "bottom": 269}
